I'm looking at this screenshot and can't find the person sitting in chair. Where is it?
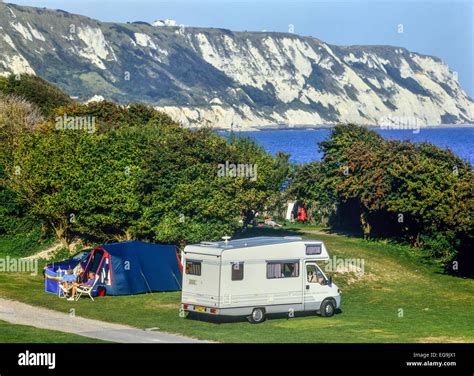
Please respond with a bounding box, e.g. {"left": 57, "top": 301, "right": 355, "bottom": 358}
{"left": 67, "top": 271, "right": 96, "bottom": 301}
{"left": 60, "top": 269, "right": 76, "bottom": 298}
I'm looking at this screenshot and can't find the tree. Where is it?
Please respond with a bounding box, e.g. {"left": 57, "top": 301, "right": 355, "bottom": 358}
{"left": 292, "top": 123, "right": 473, "bottom": 273}
{"left": 5, "top": 98, "right": 290, "bottom": 248}
{"left": 318, "top": 124, "right": 389, "bottom": 237}
{"left": 0, "top": 95, "right": 44, "bottom": 236}
{"left": 136, "top": 126, "right": 289, "bottom": 243}
{"left": 386, "top": 142, "right": 473, "bottom": 264}
{"left": 5, "top": 99, "right": 163, "bottom": 248}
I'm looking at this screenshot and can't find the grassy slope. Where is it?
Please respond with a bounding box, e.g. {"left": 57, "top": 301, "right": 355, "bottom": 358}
{"left": 0, "top": 226, "right": 472, "bottom": 343}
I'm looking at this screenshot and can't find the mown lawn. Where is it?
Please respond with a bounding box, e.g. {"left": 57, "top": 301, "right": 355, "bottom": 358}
{"left": 0, "top": 320, "right": 104, "bottom": 343}
{"left": 0, "top": 226, "right": 472, "bottom": 343}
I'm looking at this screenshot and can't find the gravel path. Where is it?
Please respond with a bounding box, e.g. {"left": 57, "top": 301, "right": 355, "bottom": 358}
{"left": 0, "top": 298, "right": 206, "bottom": 343}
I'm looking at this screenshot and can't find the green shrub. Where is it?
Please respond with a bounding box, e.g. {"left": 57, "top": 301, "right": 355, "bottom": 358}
{"left": 291, "top": 124, "right": 474, "bottom": 274}
{"left": 0, "top": 74, "right": 72, "bottom": 117}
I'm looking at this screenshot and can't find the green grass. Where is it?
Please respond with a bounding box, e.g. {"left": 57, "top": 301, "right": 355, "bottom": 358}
{"left": 0, "top": 226, "right": 472, "bottom": 343}
{"left": 0, "top": 320, "right": 105, "bottom": 343}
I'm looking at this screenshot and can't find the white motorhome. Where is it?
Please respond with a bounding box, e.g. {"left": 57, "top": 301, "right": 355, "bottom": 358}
{"left": 181, "top": 236, "right": 341, "bottom": 323}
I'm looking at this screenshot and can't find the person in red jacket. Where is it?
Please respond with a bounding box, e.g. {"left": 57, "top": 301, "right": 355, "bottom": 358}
{"left": 297, "top": 206, "right": 307, "bottom": 222}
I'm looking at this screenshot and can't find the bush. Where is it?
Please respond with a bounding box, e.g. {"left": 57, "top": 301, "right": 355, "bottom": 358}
{"left": 0, "top": 94, "right": 44, "bottom": 159}
{"left": 0, "top": 74, "right": 72, "bottom": 117}
{"left": 291, "top": 124, "right": 474, "bottom": 274}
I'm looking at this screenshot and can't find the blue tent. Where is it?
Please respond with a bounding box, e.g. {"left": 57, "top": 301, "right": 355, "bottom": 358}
{"left": 45, "top": 241, "right": 182, "bottom": 296}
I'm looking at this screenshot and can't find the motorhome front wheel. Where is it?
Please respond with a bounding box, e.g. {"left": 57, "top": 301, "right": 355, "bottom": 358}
{"left": 248, "top": 308, "right": 266, "bottom": 324}
{"left": 320, "top": 299, "right": 336, "bottom": 317}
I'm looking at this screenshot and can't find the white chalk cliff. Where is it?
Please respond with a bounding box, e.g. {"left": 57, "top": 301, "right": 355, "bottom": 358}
{"left": 0, "top": 3, "right": 472, "bottom": 129}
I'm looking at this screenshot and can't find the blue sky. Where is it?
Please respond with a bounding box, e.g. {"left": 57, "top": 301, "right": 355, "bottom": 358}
{"left": 13, "top": 0, "right": 474, "bottom": 97}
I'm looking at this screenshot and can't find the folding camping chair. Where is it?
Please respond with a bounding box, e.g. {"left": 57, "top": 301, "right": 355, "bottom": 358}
{"left": 75, "top": 276, "right": 99, "bottom": 301}
{"left": 59, "top": 282, "right": 73, "bottom": 298}
{"left": 55, "top": 269, "right": 68, "bottom": 298}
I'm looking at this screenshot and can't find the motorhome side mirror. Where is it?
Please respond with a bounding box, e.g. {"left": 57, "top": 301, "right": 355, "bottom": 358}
{"left": 328, "top": 275, "right": 332, "bottom": 286}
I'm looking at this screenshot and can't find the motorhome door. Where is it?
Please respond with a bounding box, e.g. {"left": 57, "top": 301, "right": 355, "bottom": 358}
{"left": 304, "top": 262, "right": 331, "bottom": 311}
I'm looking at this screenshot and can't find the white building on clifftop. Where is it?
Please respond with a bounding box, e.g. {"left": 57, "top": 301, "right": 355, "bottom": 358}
{"left": 153, "top": 19, "right": 177, "bottom": 27}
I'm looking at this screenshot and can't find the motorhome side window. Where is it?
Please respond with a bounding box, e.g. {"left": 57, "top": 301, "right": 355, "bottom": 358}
{"left": 185, "top": 260, "right": 201, "bottom": 276}
{"left": 266, "top": 261, "right": 299, "bottom": 279}
{"left": 231, "top": 262, "right": 244, "bottom": 281}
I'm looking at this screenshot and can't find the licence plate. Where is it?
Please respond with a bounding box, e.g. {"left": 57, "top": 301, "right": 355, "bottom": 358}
{"left": 194, "top": 306, "right": 206, "bottom": 312}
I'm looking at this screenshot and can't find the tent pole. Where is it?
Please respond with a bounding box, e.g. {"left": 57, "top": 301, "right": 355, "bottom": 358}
{"left": 140, "top": 271, "right": 153, "bottom": 293}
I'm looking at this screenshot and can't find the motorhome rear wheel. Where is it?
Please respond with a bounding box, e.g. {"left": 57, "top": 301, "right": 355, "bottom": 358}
{"left": 248, "top": 308, "right": 266, "bottom": 324}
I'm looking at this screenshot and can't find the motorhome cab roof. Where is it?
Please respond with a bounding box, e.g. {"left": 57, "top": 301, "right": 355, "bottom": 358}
{"left": 185, "top": 236, "right": 329, "bottom": 260}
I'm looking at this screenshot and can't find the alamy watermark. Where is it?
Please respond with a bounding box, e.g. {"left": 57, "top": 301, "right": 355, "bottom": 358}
{"left": 0, "top": 256, "right": 38, "bottom": 276}
{"left": 378, "top": 114, "right": 422, "bottom": 134}
{"left": 324, "top": 256, "right": 365, "bottom": 275}
{"left": 18, "top": 351, "right": 55, "bottom": 370}
{"left": 217, "top": 161, "right": 257, "bottom": 181}
{"left": 55, "top": 113, "right": 96, "bottom": 133}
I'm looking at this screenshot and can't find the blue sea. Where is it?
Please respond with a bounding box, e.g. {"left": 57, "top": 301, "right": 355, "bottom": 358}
{"left": 221, "top": 127, "right": 474, "bottom": 165}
